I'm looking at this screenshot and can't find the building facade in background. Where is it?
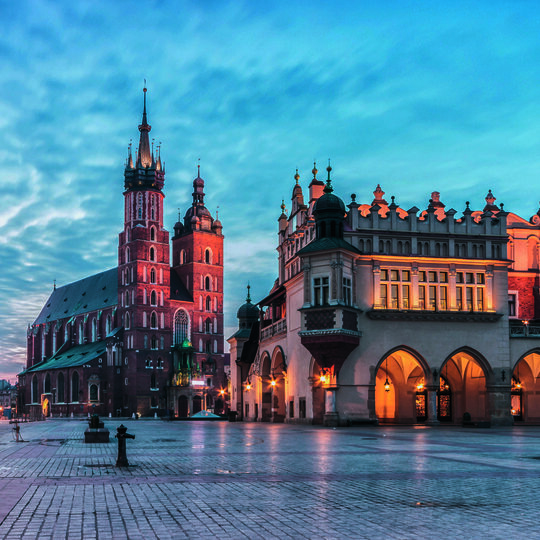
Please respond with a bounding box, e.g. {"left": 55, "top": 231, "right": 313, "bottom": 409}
{"left": 19, "top": 89, "right": 227, "bottom": 419}
{"left": 229, "top": 164, "right": 540, "bottom": 426}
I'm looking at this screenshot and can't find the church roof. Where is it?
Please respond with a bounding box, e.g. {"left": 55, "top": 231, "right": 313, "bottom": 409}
{"left": 22, "top": 339, "right": 108, "bottom": 373}
{"left": 33, "top": 268, "right": 118, "bottom": 326}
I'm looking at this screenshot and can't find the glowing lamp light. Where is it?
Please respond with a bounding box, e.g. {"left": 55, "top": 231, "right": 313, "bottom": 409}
{"left": 320, "top": 374, "right": 327, "bottom": 384}
{"left": 416, "top": 383, "right": 424, "bottom": 392}
{"left": 270, "top": 378, "right": 276, "bottom": 387}
{"left": 515, "top": 381, "right": 522, "bottom": 389}
{"left": 219, "top": 389, "right": 225, "bottom": 396}
{"left": 245, "top": 383, "right": 252, "bottom": 391}
{"left": 384, "top": 377, "right": 391, "bottom": 392}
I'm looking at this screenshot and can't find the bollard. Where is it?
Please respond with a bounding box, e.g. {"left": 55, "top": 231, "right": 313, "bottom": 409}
{"left": 115, "top": 424, "right": 135, "bottom": 467}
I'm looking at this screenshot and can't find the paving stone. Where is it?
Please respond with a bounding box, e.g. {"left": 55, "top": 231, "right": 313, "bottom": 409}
{"left": 0, "top": 419, "right": 539, "bottom": 537}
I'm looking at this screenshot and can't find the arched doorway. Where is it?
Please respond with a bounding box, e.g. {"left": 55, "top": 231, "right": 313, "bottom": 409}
{"left": 512, "top": 351, "right": 540, "bottom": 423}
{"left": 193, "top": 395, "right": 202, "bottom": 414}
{"left": 260, "top": 352, "right": 272, "bottom": 421}
{"left": 440, "top": 350, "right": 489, "bottom": 423}
{"left": 270, "top": 348, "right": 286, "bottom": 422}
{"left": 42, "top": 398, "right": 50, "bottom": 417}
{"left": 178, "top": 395, "right": 188, "bottom": 417}
{"left": 375, "top": 348, "right": 428, "bottom": 424}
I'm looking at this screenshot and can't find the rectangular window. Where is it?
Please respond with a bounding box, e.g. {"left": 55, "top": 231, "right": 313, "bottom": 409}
{"left": 314, "top": 277, "right": 329, "bottom": 306}
{"left": 419, "top": 271, "right": 427, "bottom": 282}
{"left": 391, "top": 284, "right": 399, "bottom": 309}
{"left": 390, "top": 270, "right": 399, "bottom": 281}
{"left": 440, "top": 272, "right": 448, "bottom": 283}
{"left": 380, "top": 269, "right": 388, "bottom": 281}
{"left": 476, "top": 273, "right": 485, "bottom": 285}
{"left": 509, "top": 294, "right": 517, "bottom": 317}
{"left": 418, "top": 285, "right": 426, "bottom": 310}
{"left": 342, "top": 277, "right": 352, "bottom": 306}
{"left": 402, "top": 270, "right": 410, "bottom": 282}
{"left": 440, "top": 286, "right": 448, "bottom": 310}
{"left": 380, "top": 284, "right": 388, "bottom": 309}
{"left": 402, "top": 285, "right": 410, "bottom": 309}
{"left": 456, "top": 272, "right": 464, "bottom": 284}
{"left": 428, "top": 271, "right": 437, "bottom": 283}
{"left": 289, "top": 400, "right": 294, "bottom": 418}
{"left": 466, "top": 287, "right": 474, "bottom": 310}
{"left": 428, "top": 286, "right": 437, "bottom": 311}
{"left": 466, "top": 273, "right": 474, "bottom": 284}
{"left": 456, "top": 287, "right": 463, "bottom": 310}
{"left": 477, "top": 288, "right": 484, "bottom": 311}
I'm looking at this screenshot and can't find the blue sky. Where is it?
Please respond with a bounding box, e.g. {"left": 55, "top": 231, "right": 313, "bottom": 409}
{"left": 2, "top": 0, "right": 540, "bottom": 380}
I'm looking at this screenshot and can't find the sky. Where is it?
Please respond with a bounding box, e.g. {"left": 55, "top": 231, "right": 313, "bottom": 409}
{"left": 2, "top": 0, "right": 540, "bottom": 381}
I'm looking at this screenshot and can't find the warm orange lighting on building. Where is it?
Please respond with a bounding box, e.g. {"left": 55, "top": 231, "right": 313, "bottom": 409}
{"left": 416, "top": 383, "right": 424, "bottom": 391}
{"left": 384, "top": 378, "right": 391, "bottom": 392}
{"left": 320, "top": 374, "right": 327, "bottom": 384}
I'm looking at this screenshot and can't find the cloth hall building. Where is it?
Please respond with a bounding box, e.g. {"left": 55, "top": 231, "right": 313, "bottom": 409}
{"left": 19, "top": 89, "right": 226, "bottom": 419}
{"left": 229, "top": 164, "right": 540, "bottom": 426}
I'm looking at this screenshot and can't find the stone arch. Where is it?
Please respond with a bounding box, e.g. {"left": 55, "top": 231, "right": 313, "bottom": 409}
{"left": 260, "top": 351, "right": 272, "bottom": 421}
{"left": 374, "top": 346, "right": 430, "bottom": 424}
{"left": 439, "top": 347, "right": 491, "bottom": 423}
{"left": 511, "top": 348, "right": 540, "bottom": 423}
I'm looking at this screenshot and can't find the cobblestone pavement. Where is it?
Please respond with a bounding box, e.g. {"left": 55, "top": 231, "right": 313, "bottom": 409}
{"left": 0, "top": 419, "right": 539, "bottom": 539}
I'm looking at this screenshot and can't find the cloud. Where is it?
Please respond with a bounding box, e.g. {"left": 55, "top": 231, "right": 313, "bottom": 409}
{"left": 2, "top": 1, "right": 540, "bottom": 379}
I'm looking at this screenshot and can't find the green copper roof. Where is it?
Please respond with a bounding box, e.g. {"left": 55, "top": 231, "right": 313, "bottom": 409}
{"left": 34, "top": 268, "right": 118, "bottom": 325}
{"left": 296, "top": 237, "right": 361, "bottom": 256}
{"left": 24, "top": 340, "right": 108, "bottom": 373}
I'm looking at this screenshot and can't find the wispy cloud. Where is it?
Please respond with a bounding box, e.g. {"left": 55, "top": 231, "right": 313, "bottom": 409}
{"left": 2, "top": 1, "right": 540, "bottom": 379}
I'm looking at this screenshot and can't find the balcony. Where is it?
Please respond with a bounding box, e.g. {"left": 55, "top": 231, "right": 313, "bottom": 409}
{"left": 260, "top": 318, "right": 287, "bottom": 342}
{"left": 299, "top": 305, "right": 361, "bottom": 370}
{"left": 510, "top": 323, "right": 540, "bottom": 338}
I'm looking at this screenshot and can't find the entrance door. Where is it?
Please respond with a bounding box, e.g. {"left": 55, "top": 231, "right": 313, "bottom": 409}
{"left": 437, "top": 376, "right": 452, "bottom": 421}
{"left": 193, "top": 395, "right": 202, "bottom": 414}
{"left": 178, "top": 395, "right": 188, "bottom": 417}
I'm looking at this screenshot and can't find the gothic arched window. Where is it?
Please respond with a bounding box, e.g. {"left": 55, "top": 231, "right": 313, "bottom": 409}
{"left": 57, "top": 372, "right": 65, "bottom": 403}
{"left": 150, "top": 312, "right": 157, "bottom": 329}
{"left": 150, "top": 247, "right": 155, "bottom": 261}
{"left": 151, "top": 291, "right": 157, "bottom": 306}
{"left": 205, "top": 248, "right": 212, "bottom": 264}
{"left": 150, "top": 268, "right": 156, "bottom": 284}
{"left": 71, "top": 372, "right": 80, "bottom": 402}
{"left": 174, "top": 309, "right": 190, "bottom": 345}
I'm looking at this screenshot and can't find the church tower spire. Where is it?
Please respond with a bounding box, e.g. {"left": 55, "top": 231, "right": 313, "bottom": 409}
{"left": 137, "top": 86, "right": 152, "bottom": 167}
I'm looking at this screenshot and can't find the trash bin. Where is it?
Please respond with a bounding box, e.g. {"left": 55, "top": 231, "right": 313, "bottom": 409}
{"left": 228, "top": 411, "right": 238, "bottom": 422}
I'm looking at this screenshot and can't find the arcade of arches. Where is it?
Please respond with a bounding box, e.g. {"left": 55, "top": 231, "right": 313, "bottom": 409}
{"left": 375, "top": 348, "right": 489, "bottom": 424}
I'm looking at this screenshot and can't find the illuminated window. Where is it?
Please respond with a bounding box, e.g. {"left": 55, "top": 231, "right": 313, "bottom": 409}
{"left": 418, "top": 285, "right": 426, "bottom": 310}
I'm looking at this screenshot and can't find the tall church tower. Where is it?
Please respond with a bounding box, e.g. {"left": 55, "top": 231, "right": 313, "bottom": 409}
{"left": 118, "top": 87, "right": 170, "bottom": 414}
{"left": 171, "top": 167, "right": 224, "bottom": 377}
